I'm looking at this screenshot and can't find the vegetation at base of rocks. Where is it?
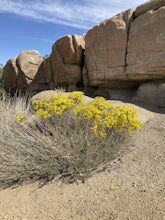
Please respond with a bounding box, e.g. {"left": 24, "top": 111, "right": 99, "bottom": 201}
{"left": 0, "top": 86, "right": 5, "bottom": 97}
{"left": 0, "top": 64, "right": 3, "bottom": 85}
{"left": 0, "top": 90, "right": 142, "bottom": 189}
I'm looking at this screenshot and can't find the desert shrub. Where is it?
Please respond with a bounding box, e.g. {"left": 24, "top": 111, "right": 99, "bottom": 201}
{"left": 0, "top": 85, "right": 10, "bottom": 100}
{"left": 31, "top": 92, "right": 142, "bottom": 136}
{"left": 0, "top": 64, "right": 3, "bottom": 75}
{"left": 0, "top": 91, "right": 142, "bottom": 188}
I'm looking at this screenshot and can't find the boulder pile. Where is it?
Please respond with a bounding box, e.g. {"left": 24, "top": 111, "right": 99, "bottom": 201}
{"left": 2, "top": 0, "right": 165, "bottom": 106}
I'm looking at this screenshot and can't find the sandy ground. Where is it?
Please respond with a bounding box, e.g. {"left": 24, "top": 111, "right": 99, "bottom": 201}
{"left": 0, "top": 107, "right": 165, "bottom": 220}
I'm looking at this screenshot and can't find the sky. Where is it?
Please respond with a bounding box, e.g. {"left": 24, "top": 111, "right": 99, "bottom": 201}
{"left": 0, "top": 0, "right": 147, "bottom": 65}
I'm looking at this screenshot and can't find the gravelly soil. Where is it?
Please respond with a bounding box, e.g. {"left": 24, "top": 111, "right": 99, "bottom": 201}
{"left": 0, "top": 111, "right": 164, "bottom": 220}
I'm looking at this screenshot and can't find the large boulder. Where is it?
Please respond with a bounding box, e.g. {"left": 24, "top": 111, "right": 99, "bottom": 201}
{"left": 84, "top": 9, "right": 134, "bottom": 88}
{"left": 51, "top": 34, "right": 85, "bottom": 87}
{"left": 3, "top": 50, "right": 43, "bottom": 93}
{"left": 16, "top": 50, "right": 43, "bottom": 84}
{"left": 126, "top": 4, "right": 165, "bottom": 80}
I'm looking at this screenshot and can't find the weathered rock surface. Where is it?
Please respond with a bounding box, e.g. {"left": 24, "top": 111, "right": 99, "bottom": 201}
{"left": 126, "top": 5, "right": 165, "bottom": 80}
{"left": 29, "top": 56, "right": 54, "bottom": 94}
{"left": 135, "top": 0, "right": 165, "bottom": 17}
{"left": 29, "top": 63, "right": 49, "bottom": 94}
{"left": 52, "top": 34, "right": 85, "bottom": 87}
{"left": 43, "top": 56, "right": 54, "bottom": 89}
{"left": 84, "top": 9, "right": 134, "bottom": 88}
{"left": 16, "top": 50, "right": 43, "bottom": 83}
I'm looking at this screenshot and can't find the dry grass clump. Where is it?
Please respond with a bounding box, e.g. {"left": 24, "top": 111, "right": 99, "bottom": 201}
{"left": 0, "top": 90, "right": 142, "bottom": 189}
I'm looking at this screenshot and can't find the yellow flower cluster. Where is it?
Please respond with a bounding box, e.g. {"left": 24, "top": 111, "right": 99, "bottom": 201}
{"left": 16, "top": 114, "right": 26, "bottom": 125}
{"left": 74, "top": 96, "right": 142, "bottom": 137}
{"left": 32, "top": 92, "right": 84, "bottom": 119}
{"left": 31, "top": 91, "right": 142, "bottom": 138}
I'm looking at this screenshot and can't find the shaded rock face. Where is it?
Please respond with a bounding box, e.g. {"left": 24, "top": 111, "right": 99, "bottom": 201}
{"left": 3, "top": 57, "right": 28, "bottom": 93}
{"left": 42, "top": 56, "right": 54, "bottom": 89}
{"left": 3, "top": 57, "right": 19, "bottom": 92}
{"left": 135, "top": 81, "right": 165, "bottom": 107}
{"left": 29, "top": 62, "right": 49, "bottom": 94}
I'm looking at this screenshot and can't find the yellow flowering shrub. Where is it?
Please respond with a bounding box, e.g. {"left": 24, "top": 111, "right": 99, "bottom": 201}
{"left": 13, "top": 91, "right": 143, "bottom": 185}
{"left": 16, "top": 114, "right": 26, "bottom": 125}
{"left": 74, "top": 96, "right": 142, "bottom": 137}
{"left": 30, "top": 91, "right": 142, "bottom": 138}
{"left": 32, "top": 92, "right": 84, "bottom": 119}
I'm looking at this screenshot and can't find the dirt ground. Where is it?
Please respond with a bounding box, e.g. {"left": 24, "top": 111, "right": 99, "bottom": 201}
{"left": 0, "top": 106, "right": 165, "bottom": 220}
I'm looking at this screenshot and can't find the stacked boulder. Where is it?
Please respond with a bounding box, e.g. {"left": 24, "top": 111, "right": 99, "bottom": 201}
{"left": 3, "top": 50, "right": 43, "bottom": 94}
{"left": 2, "top": 0, "right": 165, "bottom": 106}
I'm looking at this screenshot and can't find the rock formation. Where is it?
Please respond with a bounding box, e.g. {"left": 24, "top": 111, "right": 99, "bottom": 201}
{"left": 2, "top": 0, "right": 165, "bottom": 106}
{"left": 84, "top": 8, "right": 135, "bottom": 88}
{"left": 84, "top": 0, "right": 165, "bottom": 88}
{"left": 29, "top": 34, "right": 85, "bottom": 93}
